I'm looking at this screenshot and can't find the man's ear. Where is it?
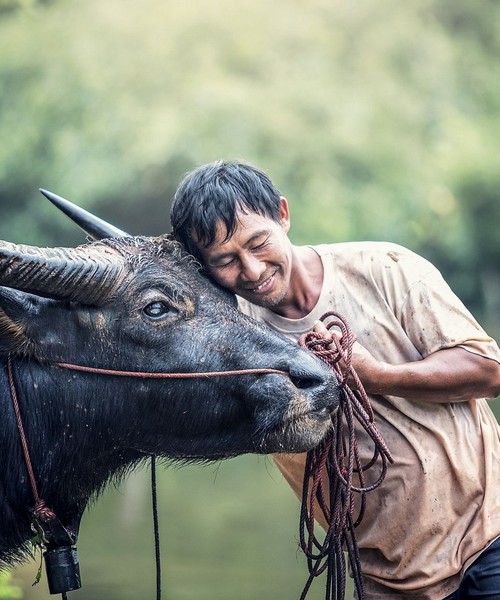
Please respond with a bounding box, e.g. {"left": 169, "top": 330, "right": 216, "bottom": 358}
{"left": 278, "top": 197, "right": 291, "bottom": 232}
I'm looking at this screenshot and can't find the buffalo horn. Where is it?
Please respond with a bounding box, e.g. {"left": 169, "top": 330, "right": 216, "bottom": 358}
{"left": 40, "top": 189, "right": 129, "bottom": 240}
{"left": 0, "top": 241, "right": 124, "bottom": 305}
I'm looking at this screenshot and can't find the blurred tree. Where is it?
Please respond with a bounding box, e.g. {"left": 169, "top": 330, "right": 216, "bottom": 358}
{"left": 1, "top": 4, "right": 499, "bottom": 599}
{"left": 0, "top": 571, "right": 21, "bottom": 599}
{"left": 0, "top": 0, "right": 498, "bottom": 319}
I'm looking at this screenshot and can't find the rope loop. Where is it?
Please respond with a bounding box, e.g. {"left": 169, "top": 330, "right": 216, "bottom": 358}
{"left": 298, "top": 312, "right": 393, "bottom": 600}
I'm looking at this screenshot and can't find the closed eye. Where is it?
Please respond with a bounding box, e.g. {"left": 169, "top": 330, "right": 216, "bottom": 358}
{"left": 208, "top": 230, "right": 271, "bottom": 271}
{"left": 252, "top": 241, "right": 268, "bottom": 252}
{"left": 216, "top": 258, "right": 236, "bottom": 269}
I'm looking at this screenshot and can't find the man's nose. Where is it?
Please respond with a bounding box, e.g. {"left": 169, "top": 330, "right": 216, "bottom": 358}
{"left": 240, "top": 254, "right": 266, "bottom": 282}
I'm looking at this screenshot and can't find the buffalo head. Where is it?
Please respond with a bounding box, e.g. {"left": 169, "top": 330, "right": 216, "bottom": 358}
{"left": 0, "top": 235, "right": 339, "bottom": 466}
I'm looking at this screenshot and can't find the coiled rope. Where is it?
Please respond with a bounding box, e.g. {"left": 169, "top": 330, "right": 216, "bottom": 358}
{"left": 297, "top": 311, "right": 393, "bottom": 600}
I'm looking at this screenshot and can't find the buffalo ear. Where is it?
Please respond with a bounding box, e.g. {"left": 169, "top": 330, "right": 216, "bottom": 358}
{"left": 0, "top": 287, "right": 36, "bottom": 356}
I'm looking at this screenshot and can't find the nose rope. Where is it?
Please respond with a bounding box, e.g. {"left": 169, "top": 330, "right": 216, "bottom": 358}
{"left": 6, "top": 356, "right": 308, "bottom": 600}
{"left": 298, "top": 311, "right": 393, "bottom": 600}
{"left": 8, "top": 357, "right": 288, "bottom": 525}
{"left": 52, "top": 363, "right": 287, "bottom": 378}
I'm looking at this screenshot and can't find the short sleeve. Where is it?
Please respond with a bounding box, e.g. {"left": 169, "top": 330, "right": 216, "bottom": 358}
{"left": 399, "top": 267, "right": 500, "bottom": 362}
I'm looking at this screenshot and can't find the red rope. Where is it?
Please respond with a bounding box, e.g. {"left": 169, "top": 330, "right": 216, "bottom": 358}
{"left": 53, "top": 363, "right": 286, "bottom": 378}
{"left": 6, "top": 358, "right": 289, "bottom": 527}
{"left": 298, "top": 312, "right": 393, "bottom": 600}
{"left": 7, "top": 356, "right": 56, "bottom": 523}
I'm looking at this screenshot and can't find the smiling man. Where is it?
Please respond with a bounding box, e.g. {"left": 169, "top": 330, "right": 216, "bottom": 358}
{"left": 170, "top": 159, "right": 500, "bottom": 599}
{"left": 193, "top": 201, "right": 322, "bottom": 318}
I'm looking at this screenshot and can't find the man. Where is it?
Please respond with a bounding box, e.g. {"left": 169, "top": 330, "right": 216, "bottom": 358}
{"left": 170, "top": 160, "right": 500, "bottom": 599}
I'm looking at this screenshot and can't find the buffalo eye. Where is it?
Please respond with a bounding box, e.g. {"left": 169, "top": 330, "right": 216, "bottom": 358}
{"left": 143, "top": 301, "right": 177, "bottom": 320}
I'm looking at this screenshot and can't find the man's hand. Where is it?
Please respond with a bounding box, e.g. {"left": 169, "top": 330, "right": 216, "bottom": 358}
{"left": 313, "top": 320, "right": 384, "bottom": 391}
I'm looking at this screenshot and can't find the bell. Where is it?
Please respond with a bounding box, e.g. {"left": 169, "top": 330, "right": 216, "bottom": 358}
{"left": 44, "top": 545, "right": 82, "bottom": 595}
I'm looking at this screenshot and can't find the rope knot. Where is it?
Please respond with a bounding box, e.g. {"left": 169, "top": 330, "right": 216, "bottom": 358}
{"left": 299, "top": 323, "right": 351, "bottom": 388}
{"left": 34, "top": 500, "right": 56, "bottom": 523}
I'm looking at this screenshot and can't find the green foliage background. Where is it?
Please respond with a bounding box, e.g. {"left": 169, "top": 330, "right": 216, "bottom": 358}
{"left": 1, "top": 0, "right": 499, "bottom": 323}
{"left": 1, "top": 1, "right": 499, "bottom": 599}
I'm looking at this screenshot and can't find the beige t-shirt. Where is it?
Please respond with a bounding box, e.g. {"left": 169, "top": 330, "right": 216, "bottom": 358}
{"left": 238, "top": 241, "right": 500, "bottom": 599}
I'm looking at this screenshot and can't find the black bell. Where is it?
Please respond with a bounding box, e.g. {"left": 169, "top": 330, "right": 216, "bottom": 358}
{"left": 44, "top": 545, "right": 81, "bottom": 595}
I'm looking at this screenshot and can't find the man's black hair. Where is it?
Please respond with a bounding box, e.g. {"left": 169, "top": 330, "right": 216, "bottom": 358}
{"left": 170, "top": 160, "right": 282, "bottom": 260}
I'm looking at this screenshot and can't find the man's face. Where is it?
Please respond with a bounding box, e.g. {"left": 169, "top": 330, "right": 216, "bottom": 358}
{"left": 195, "top": 199, "right": 293, "bottom": 309}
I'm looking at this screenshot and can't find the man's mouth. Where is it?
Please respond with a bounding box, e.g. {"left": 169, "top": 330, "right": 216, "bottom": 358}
{"left": 248, "top": 270, "right": 277, "bottom": 294}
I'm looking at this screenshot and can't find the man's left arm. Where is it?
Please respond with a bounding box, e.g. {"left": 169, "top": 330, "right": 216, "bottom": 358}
{"left": 351, "top": 343, "right": 500, "bottom": 404}
{"left": 314, "top": 320, "right": 500, "bottom": 404}
{"left": 346, "top": 255, "right": 500, "bottom": 404}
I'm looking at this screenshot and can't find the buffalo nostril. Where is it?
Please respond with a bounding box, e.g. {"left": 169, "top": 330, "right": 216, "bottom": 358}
{"left": 286, "top": 357, "right": 329, "bottom": 390}
{"left": 290, "top": 375, "right": 321, "bottom": 390}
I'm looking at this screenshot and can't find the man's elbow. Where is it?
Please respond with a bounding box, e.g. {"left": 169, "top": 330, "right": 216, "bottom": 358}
{"left": 480, "top": 356, "right": 500, "bottom": 400}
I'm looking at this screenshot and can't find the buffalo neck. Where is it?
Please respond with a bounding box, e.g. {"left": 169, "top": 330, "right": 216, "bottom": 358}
{"left": 0, "top": 357, "right": 142, "bottom": 564}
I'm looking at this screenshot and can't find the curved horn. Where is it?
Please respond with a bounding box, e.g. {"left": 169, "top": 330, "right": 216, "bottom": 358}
{"left": 40, "top": 189, "right": 129, "bottom": 240}
{"left": 0, "top": 240, "right": 125, "bottom": 305}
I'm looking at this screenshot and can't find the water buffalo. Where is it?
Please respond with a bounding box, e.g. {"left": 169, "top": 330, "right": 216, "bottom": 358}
{"left": 0, "top": 233, "right": 339, "bottom": 590}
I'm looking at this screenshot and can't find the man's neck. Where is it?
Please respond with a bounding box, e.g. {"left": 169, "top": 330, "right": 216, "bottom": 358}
{"left": 273, "top": 245, "right": 324, "bottom": 319}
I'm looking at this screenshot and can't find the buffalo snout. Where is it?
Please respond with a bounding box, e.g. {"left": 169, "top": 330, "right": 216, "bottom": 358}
{"left": 285, "top": 350, "right": 340, "bottom": 412}
{"left": 253, "top": 350, "right": 340, "bottom": 454}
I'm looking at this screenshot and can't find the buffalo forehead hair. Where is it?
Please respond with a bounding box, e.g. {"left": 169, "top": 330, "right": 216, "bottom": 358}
{"left": 101, "top": 234, "right": 200, "bottom": 270}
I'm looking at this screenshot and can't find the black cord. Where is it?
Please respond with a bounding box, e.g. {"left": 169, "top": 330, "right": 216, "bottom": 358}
{"left": 151, "top": 455, "right": 162, "bottom": 600}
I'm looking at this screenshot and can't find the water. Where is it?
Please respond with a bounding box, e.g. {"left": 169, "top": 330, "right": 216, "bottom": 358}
{"left": 11, "top": 455, "right": 334, "bottom": 600}
{"left": 10, "top": 395, "right": 500, "bottom": 600}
